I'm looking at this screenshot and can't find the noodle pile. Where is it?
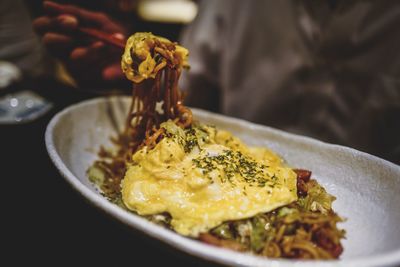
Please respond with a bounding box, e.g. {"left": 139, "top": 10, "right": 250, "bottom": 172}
{"left": 201, "top": 172, "right": 345, "bottom": 259}
{"left": 88, "top": 32, "right": 345, "bottom": 260}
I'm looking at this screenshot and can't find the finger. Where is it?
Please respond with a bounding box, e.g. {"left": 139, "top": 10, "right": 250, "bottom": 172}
{"left": 33, "top": 16, "right": 53, "bottom": 34}
{"left": 56, "top": 15, "right": 78, "bottom": 30}
{"left": 70, "top": 41, "right": 105, "bottom": 62}
{"left": 102, "top": 63, "right": 125, "bottom": 81}
{"left": 43, "top": 32, "right": 74, "bottom": 57}
{"left": 67, "top": 42, "right": 107, "bottom": 85}
{"left": 33, "top": 15, "right": 78, "bottom": 35}
{"left": 43, "top": 1, "right": 107, "bottom": 26}
{"left": 69, "top": 47, "right": 90, "bottom": 61}
{"left": 43, "top": 32, "right": 73, "bottom": 46}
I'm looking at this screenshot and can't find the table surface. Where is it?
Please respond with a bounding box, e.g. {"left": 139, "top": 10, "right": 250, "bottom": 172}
{"left": 2, "top": 78, "right": 223, "bottom": 266}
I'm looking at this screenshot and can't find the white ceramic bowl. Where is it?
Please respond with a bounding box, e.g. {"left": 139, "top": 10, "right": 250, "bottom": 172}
{"left": 45, "top": 96, "right": 400, "bottom": 267}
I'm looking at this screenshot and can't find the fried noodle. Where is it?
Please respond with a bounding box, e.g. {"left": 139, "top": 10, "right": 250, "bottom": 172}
{"left": 88, "top": 32, "right": 345, "bottom": 260}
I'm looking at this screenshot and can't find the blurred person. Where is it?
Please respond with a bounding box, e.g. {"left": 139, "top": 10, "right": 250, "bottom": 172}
{"left": 180, "top": 0, "right": 400, "bottom": 164}
{"left": 33, "top": 0, "right": 400, "bottom": 164}
{"left": 0, "top": 0, "right": 49, "bottom": 82}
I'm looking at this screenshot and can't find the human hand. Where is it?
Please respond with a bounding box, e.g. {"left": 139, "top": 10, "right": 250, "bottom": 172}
{"left": 33, "top": 1, "right": 129, "bottom": 89}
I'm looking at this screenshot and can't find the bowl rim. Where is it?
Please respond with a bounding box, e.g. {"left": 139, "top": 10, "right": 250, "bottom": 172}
{"left": 45, "top": 96, "right": 400, "bottom": 267}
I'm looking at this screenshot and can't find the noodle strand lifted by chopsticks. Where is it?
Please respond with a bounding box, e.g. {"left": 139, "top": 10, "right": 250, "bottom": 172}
{"left": 92, "top": 33, "right": 191, "bottom": 198}
{"left": 119, "top": 33, "right": 191, "bottom": 155}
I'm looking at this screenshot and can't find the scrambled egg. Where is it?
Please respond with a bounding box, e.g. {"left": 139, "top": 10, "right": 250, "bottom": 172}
{"left": 122, "top": 121, "right": 297, "bottom": 237}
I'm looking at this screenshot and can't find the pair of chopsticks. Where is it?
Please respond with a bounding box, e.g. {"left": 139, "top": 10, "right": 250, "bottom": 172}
{"left": 78, "top": 27, "right": 126, "bottom": 49}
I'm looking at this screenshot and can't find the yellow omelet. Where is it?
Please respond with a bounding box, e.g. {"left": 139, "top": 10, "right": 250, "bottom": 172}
{"left": 121, "top": 121, "right": 297, "bottom": 237}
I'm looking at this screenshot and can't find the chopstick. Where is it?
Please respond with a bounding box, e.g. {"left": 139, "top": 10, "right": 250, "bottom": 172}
{"left": 78, "top": 27, "right": 125, "bottom": 49}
